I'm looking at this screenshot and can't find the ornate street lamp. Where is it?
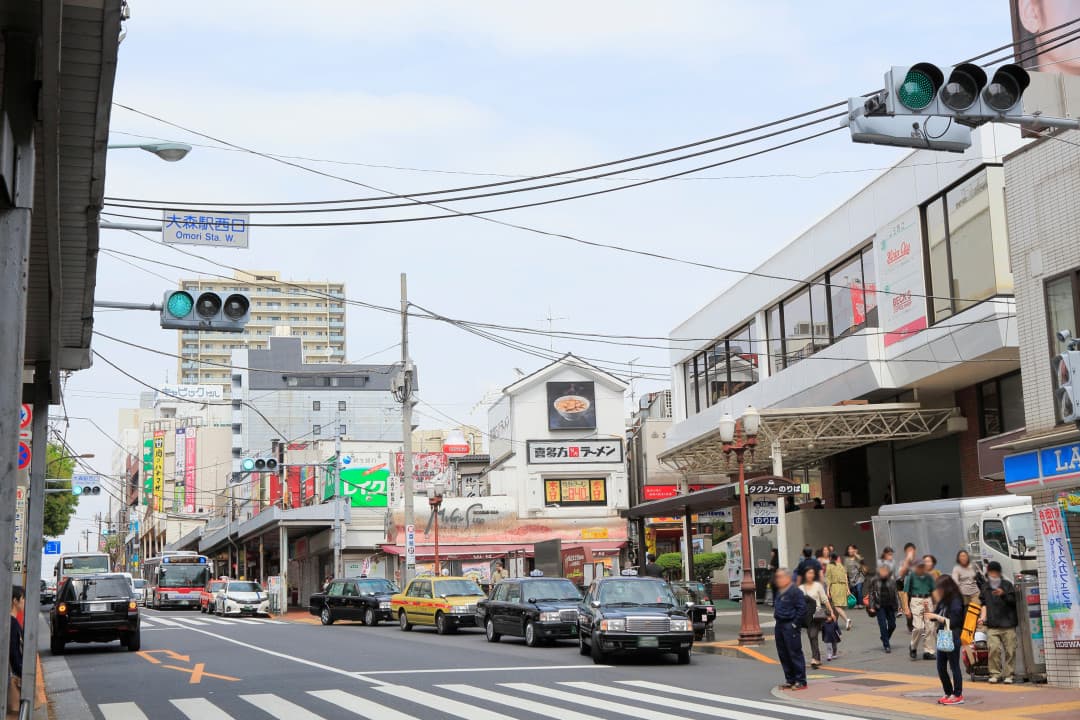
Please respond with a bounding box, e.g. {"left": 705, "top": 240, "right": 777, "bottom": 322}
{"left": 719, "top": 405, "right": 763, "bottom": 645}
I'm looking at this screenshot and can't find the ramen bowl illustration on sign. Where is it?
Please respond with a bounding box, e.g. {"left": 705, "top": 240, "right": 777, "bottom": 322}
{"left": 554, "top": 395, "right": 590, "bottom": 421}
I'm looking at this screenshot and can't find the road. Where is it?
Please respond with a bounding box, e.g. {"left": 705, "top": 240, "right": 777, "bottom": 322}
{"left": 51, "top": 608, "right": 872, "bottom": 720}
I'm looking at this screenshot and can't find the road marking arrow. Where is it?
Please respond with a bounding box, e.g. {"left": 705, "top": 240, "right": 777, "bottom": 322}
{"left": 136, "top": 649, "right": 190, "bottom": 665}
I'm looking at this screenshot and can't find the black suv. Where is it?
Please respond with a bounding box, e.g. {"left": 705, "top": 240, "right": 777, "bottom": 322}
{"left": 477, "top": 576, "right": 582, "bottom": 646}
{"left": 50, "top": 574, "right": 140, "bottom": 654}
{"left": 577, "top": 576, "right": 693, "bottom": 664}
{"left": 309, "top": 577, "right": 399, "bottom": 626}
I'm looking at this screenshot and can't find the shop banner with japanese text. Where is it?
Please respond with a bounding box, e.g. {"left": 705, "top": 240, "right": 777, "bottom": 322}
{"left": 1037, "top": 503, "right": 1080, "bottom": 648}
{"left": 184, "top": 433, "right": 197, "bottom": 513}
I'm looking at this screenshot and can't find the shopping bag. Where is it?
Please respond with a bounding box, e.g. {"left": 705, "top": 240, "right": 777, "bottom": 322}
{"left": 846, "top": 593, "right": 857, "bottom": 608}
{"left": 936, "top": 619, "right": 955, "bottom": 653}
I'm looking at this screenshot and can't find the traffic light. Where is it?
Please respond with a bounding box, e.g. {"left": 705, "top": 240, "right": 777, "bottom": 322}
{"left": 848, "top": 98, "right": 972, "bottom": 153}
{"left": 879, "top": 62, "right": 1030, "bottom": 125}
{"left": 240, "top": 456, "right": 278, "bottom": 473}
{"left": 160, "top": 290, "right": 250, "bottom": 332}
{"left": 1052, "top": 332, "right": 1080, "bottom": 425}
{"left": 71, "top": 479, "right": 101, "bottom": 496}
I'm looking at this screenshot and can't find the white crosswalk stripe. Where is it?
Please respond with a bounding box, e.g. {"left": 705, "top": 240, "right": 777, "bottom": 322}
{"left": 142, "top": 616, "right": 181, "bottom": 627}
{"left": 97, "top": 679, "right": 852, "bottom": 719}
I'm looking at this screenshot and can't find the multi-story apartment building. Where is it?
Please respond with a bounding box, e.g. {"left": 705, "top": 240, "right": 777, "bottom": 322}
{"left": 176, "top": 270, "right": 346, "bottom": 386}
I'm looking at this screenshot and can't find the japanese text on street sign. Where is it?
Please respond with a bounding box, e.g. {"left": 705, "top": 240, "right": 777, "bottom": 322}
{"left": 44, "top": 540, "right": 61, "bottom": 555}
{"left": 526, "top": 439, "right": 624, "bottom": 464}
{"left": 751, "top": 498, "right": 779, "bottom": 526}
{"left": 162, "top": 210, "right": 250, "bottom": 249}
{"left": 405, "top": 523, "right": 416, "bottom": 567}
{"left": 1038, "top": 503, "right": 1080, "bottom": 648}
{"left": 745, "top": 479, "right": 802, "bottom": 495}
{"left": 13, "top": 486, "right": 26, "bottom": 573}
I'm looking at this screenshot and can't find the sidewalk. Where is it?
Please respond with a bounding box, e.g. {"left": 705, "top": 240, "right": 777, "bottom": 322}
{"left": 700, "top": 601, "right": 1080, "bottom": 720}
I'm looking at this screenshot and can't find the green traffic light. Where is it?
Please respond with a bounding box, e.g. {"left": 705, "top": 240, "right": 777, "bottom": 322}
{"left": 166, "top": 291, "right": 194, "bottom": 318}
{"left": 72, "top": 485, "right": 82, "bottom": 496}
{"left": 242, "top": 458, "right": 256, "bottom": 472}
{"left": 898, "top": 69, "right": 936, "bottom": 110}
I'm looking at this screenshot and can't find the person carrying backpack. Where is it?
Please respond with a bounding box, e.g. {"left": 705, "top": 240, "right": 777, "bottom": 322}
{"left": 772, "top": 567, "right": 808, "bottom": 691}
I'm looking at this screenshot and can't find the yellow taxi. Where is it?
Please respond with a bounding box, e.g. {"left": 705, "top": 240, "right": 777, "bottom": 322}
{"left": 391, "top": 575, "right": 486, "bottom": 635}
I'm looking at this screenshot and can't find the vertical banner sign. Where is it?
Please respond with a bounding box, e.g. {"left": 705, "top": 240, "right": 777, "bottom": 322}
{"left": 875, "top": 207, "right": 928, "bottom": 346}
{"left": 184, "top": 433, "right": 197, "bottom": 513}
{"left": 152, "top": 431, "right": 165, "bottom": 512}
{"left": 303, "top": 467, "right": 315, "bottom": 503}
{"left": 286, "top": 465, "right": 301, "bottom": 510}
{"left": 142, "top": 438, "right": 153, "bottom": 506}
{"left": 174, "top": 428, "right": 186, "bottom": 513}
{"left": 13, "top": 486, "right": 27, "bottom": 573}
{"left": 1037, "top": 503, "right": 1080, "bottom": 648}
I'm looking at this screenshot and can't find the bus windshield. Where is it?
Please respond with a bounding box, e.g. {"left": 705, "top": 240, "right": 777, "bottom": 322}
{"left": 60, "top": 555, "right": 110, "bottom": 576}
{"left": 158, "top": 564, "right": 211, "bottom": 588}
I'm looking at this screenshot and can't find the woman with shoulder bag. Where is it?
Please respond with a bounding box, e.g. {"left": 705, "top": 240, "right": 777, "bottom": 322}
{"left": 799, "top": 567, "right": 833, "bottom": 668}
{"left": 8, "top": 586, "right": 25, "bottom": 718}
{"left": 923, "top": 575, "right": 966, "bottom": 705}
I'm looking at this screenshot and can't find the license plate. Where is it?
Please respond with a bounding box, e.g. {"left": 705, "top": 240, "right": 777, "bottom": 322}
{"left": 89, "top": 603, "right": 110, "bottom": 613}
{"left": 637, "top": 636, "right": 659, "bottom": 648}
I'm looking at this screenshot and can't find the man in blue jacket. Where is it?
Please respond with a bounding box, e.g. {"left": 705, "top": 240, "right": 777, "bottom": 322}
{"left": 773, "top": 568, "right": 807, "bottom": 690}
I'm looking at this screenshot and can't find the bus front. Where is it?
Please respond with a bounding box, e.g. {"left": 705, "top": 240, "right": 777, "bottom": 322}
{"left": 152, "top": 555, "right": 211, "bottom": 609}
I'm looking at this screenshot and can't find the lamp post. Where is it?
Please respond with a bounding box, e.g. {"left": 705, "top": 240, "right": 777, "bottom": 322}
{"left": 106, "top": 141, "right": 192, "bottom": 162}
{"left": 718, "top": 405, "right": 764, "bottom": 645}
{"left": 427, "top": 478, "right": 445, "bottom": 576}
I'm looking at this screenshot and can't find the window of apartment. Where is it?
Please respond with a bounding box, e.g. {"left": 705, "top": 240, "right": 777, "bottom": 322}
{"left": 766, "top": 305, "right": 783, "bottom": 376}
{"left": 684, "top": 361, "right": 698, "bottom": 414}
{"left": 709, "top": 340, "right": 728, "bottom": 406}
{"left": 977, "top": 371, "right": 1025, "bottom": 437}
{"left": 1046, "top": 272, "right": 1080, "bottom": 424}
{"left": 313, "top": 424, "right": 321, "bottom": 436}
{"left": 312, "top": 400, "right": 321, "bottom": 411}
{"left": 782, "top": 286, "right": 813, "bottom": 367}
{"left": 860, "top": 244, "right": 879, "bottom": 328}
{"left": 829, "top": 253, "right": 864, "bottom": 339}
{"left": 338, "top": 424, "right": 347, "bottom": 436}
{"left": 338, "top": 400, "right": 346, "bottom": 411}
{"left": 729, "top": 322, "right": 758, "bottom": 394}
{"left": 924, "top": 167, "right": 1008, "bottom": 323}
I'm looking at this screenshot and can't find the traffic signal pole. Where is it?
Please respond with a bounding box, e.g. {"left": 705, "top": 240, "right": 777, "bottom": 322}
{"left": 400, "top": 273, "right": 416, "bottom": 587}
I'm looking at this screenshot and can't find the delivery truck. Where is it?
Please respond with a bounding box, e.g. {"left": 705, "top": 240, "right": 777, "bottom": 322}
{"left": 872, "top": 495, "right": 1037, "bottom": 578}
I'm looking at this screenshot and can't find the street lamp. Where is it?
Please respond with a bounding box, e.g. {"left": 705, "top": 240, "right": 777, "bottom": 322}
{"left": 47, "top": 453, "right": 95, "bottom": 470}
{"left": 427, "top": 478, "right": 446, "bottom": 576}
{"left": 106, "top": 141, "right": 192, "bottom": 162}
{"left": 718, "top": 405, "right": 764, "bottom": 645}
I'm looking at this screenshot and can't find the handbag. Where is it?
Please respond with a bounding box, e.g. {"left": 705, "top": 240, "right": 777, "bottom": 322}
{"left": 813, "top": 602, "right": 829, "bottom": 621}
{"left": 936, "top": 619, "right": 955, "bottom": 653}
{"left": 846, "top": 593, "right": 857, "bottom": 608}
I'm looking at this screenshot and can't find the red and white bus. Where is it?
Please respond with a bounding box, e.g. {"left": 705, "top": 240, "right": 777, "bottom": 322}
{"left": 142, "top": 551, "right": 213, "bottom": 610}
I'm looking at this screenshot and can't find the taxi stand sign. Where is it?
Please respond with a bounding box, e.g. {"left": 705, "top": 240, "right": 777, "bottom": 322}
{"left": 405, "top": 523, "right": 416, "bottom": 568}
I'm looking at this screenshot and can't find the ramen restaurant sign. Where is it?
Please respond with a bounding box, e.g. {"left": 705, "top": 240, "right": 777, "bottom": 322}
{"left": 527, "top": 439, "right": 624, "bottom": 464}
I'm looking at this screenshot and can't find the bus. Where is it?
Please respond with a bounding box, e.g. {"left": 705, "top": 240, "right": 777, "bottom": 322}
{"left": 142, "top": 551, "right": 213, "bottom": 610}
{"left": 54, "top": 552, "right": 110, "bottom": 583}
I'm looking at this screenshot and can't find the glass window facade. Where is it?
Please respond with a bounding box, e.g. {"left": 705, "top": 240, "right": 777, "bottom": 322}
{"left": 766, "top": 305, "right": 783, "bottom": 376}
{"left": 977, "top": 371, "right": 1024, "bottom": 438}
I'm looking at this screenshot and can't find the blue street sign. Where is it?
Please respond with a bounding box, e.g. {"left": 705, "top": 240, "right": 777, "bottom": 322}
{"left": 44, "top": 540, "right": 61, "bottom": 555}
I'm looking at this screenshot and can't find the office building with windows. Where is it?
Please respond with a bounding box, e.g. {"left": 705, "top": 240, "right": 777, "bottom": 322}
{"left": 176, "top": 270, "right": 346, "bottom": 387}
{"left": 659, "top": 126, "right": 1027, "bottom": 571}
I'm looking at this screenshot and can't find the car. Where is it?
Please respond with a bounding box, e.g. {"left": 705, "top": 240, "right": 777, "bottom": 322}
{"left": 477, "top": 576, "right": 582, "bottom": 646}
{"left": 130, "top": 578, "right": 147, "bottom": 606}
{"left": 669, "top": 581, "right": 716, "bottom": 641}
{"left": 391, "top": 576, "right": 485, "bottom": 635}
{"left": 40, "top": 579, "right": 55, "bottom": 607}
{"left": 577, "top": 576, "right": 694, "bottom": 665}
{"left": 200, "top": 579, "right": 227, "bottom": 613}
{"left": 213, "top": 580, "right": 270, "bottom": 617}
{"left": 309, "top": 577, "right": 399, "bottom": 626}
{"left": 50, "top": 573, "right": 140, "bottom": 654}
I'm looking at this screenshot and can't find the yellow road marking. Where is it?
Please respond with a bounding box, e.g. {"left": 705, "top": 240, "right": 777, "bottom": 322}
{"left": 162, "top": 662, "right": 239, "bottom": 684}
{"left": 823, "top": 692, "right": 989, "bottom": 719}
{"left": 136, "top": 649, "right": 190, "bottom": 665}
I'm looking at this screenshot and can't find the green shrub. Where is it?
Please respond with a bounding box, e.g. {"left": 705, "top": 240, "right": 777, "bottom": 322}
{"left": 654, "top": 551, "right": 726, "bottom": 582}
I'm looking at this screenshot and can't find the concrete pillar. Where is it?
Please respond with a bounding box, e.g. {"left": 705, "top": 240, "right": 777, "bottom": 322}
{"left": 279, "top": 525, "right": 288, "bottom": 611}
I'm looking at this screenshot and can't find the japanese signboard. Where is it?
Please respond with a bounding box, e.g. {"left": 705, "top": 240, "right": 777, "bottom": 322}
{"left": 750, "top": 498, "right": 779, "bottom": 526}
{"left": 158, "top": 384, "right": 225, "bottom": 402}
{"left": 544, "top": 478, "right": 607, "bottom": 507}
{"left": 339, "top": 464, "right": 389, "bottom": 507}
{"left": 394, "top": 452, "right": 448, "bottom": 489}
{"left": 642, "top": 484, "right": 705, "bottom": 500}
{"left": 152, "top": 431, "right": 165, "bottom": 512}
{"left": 13, "top": 486, "right": 26, "bottom": 573}
{"left": 162, "top": 210, "right": 250, "bottom": 249}
{"left": 142, "top": 438, "right": 153, "bottom": 506}
{"left": 526, "top": 439, "right": 623, "bottom": 464}
{"left": 874, "top": 207, "right": 927, "bottom": 347}
{"left": 745, "top": 476, "right": 802, "bottom": 495}
{"left": 174, "top": 428, "right": 186, "bottom": 513}
{"left": 184, "top": 432, "right": 197, "bottom": 513}
{"left": 562, "top": 546, "right": 587, "bottom": 585}
{"left": 488, "top": 395, "right": 512, "bottom": 460}
{"left": 547, "top": 381, "right": 597, "bottom": 430}
{"left": 1037, "top": 503, "right": 1080, "bottom": 648}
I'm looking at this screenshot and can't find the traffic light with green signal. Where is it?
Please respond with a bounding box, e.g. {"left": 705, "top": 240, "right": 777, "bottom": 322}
{"left": 160, "top": 290, "right": 251, "bottom": 332}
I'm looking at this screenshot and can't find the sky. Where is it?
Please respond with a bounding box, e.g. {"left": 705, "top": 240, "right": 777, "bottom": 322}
{"left": 48, "top": 0, "right": 1018, "bottom": 559}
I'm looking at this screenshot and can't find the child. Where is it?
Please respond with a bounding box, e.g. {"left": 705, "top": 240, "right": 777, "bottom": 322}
{"left": 823, "top": 614, "right": 842, "bottom": 661}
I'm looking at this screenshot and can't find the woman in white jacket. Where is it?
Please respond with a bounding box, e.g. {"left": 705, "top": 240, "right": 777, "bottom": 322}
{"left": 799, "top": 566, "right": 834, "bottom": 668}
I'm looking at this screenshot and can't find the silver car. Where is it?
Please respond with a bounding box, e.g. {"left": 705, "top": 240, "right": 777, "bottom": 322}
{"left": 131, "top": 578, "right": 147, "bottom": 606}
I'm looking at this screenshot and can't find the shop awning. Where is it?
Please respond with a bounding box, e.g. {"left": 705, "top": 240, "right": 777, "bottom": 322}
{"left": 381, "top": 539, "right": 628, "bottom": 559}
{"left": 658, "top": 403, "right": 959, "bottom": 477}
{"left": 624, "top": 485, "right": 737, "bottom": 520}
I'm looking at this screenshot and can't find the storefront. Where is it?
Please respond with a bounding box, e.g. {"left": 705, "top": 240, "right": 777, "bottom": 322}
{"left": 1003, "top": 436, "right": 1080, "bottom": 684}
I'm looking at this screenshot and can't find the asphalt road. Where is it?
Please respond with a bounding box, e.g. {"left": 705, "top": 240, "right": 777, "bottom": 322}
{"left": 54, "top": 608, "right": 870, "bottom": 719}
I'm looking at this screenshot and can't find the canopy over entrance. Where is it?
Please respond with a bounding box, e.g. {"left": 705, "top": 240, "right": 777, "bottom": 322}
{"left": 659, "top": 403, "right": 958, "bottom": 477}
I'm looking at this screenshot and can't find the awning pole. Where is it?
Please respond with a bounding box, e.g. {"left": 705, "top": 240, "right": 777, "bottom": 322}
{"left": 772, "top": 441, "right": 789, "bottom": 568}
{"left": 682, "top": 504, "right": 693, "bottom": 582}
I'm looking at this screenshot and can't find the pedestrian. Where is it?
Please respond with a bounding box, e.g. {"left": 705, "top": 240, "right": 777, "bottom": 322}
{"left": 8, "top": 586, "right": 24, "bottom": 718}
{"left": 772, "top": 567, "right": 807, "bottom": 691}
{"left": 866, "top": 564, "right": 898, "bottom": 653}
{"left": 823, "top": 613, "right": 842, "bottom": 661}
{"left": 491, "top": 560, "right": 508, "bottom": 584}
{"left": 903, "top": 559, "right": 937, "bottom": 660}
{"left": 322, "top": 574, "right": 332, "bottom": 592}
{"left": 795, "top": 546, "right": 821, "bottom": 580}
{"left": 923, "top": 575, "right": 966, "bottom": 705}
{"left": 813, "top": 498, "right": 825, "bottom": 509}
{"left": 879, "top": 546, "right": 895, "bottom": 572}
{"left": 897, "top": 542, "right": 918, "bottom": 632}
{"left": 979, "top": 561, "right": 1018, "bottom": 684}
{"left": 643, "top": 553, "right": 664, "bottom": 579}
{"left": 799, "top": 566, "right": 833, "bottom": 669}
{"left": 825, "top": 554, "right": 853, "bottom": 630}
{"left": 844, "top": 544, "right": 866, "bottom": 602}
{"left": 923, "top": 554, "right": 941, "bottom": 579}
{"left": 951, "top": 550, "right": 981, "bottom": 605}
{"left": 765, "top": 549, "right": 780, "bottom": 605}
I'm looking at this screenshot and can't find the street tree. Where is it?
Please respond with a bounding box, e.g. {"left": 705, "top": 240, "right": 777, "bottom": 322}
{"left": 44, "top": 443, "right": 79, "bottom": 537}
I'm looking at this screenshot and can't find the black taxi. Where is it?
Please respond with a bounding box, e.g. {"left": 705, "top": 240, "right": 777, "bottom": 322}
{"left": 577, "top": 576, "right": 693, "bottom": 664}
{"left": 476, "top": 576, "right": 582, "bottom": 647}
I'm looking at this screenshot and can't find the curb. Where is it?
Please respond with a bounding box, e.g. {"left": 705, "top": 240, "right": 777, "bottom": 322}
{"left": 767, "top": 686, "right": 921, "bottom": 720}
{"left": 694, "top": 642, "right": 778, "bottom": 663}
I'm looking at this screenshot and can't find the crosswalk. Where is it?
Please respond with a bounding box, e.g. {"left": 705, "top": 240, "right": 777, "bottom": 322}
{"left": 95, "top": 679, "right": 866, "bottom": 720}
{"left": 139, "top": 613, "right": 286, "bottom": 629}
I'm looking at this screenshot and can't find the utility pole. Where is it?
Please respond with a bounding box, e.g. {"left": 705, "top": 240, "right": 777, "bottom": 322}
{"left": 333, "top": 435, "right": 343, "bottom": 578}
{"left": 400, "top": 273, "right": 416, "bottom": 586}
